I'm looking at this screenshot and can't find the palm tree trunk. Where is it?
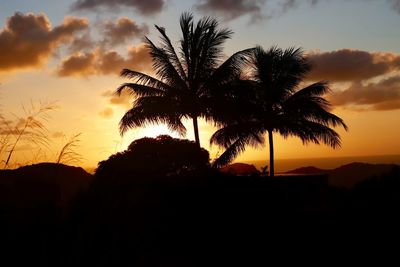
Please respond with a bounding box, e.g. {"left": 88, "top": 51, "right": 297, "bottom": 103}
{"left": 193, "top": 116, "right": 200, "bottom": 147}
{"left": 268, "top": 129, "right": 274, "bottom": 177}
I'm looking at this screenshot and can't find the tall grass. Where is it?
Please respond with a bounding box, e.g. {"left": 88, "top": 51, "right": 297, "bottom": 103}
{"left": 0, "top": 101, "right": 57, "bottom": 169}
{"left": 56, "top": 133, "right": 83, "bottom": 165}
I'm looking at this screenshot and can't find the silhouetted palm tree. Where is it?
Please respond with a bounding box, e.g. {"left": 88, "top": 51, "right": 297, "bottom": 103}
{"left": 117, "top": 12, "right": 252, "bottom": 147}
{"left": 211, "top": 46, "right": 348, "bottom": 177}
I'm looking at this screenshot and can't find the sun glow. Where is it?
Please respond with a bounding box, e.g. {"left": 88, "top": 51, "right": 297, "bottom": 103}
{"left": 136, "top": 125, "right": 180, "bottom": 139}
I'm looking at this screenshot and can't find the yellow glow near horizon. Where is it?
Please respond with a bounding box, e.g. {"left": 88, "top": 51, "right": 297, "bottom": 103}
{"left": 3, "top": 105, "right": 400, "bottom": 171}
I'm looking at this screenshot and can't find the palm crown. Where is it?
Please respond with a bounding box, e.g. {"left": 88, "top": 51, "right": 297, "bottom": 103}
{"left": 211, "top": 46, "right": 348, "bottom": 176}
{"left": 117, "top": 12, "right": 252, "bottom": 146}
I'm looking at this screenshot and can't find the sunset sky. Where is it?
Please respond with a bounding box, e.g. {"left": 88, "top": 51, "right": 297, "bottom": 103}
{"left": 1, "top": 0, "right": 400, "bottom": 169}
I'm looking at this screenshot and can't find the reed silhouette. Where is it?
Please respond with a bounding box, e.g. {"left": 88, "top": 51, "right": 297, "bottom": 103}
{"left": 0, "top": 101, "right": 57, "bottom": 169}
{"left": 211, "top": 46, "right": 348, "bottom": 176}
{"left": 116, "top": 12, "right": 253, "bottom": 147}
{"left": 55, "top": 133, "right": 83, "bottom": 165}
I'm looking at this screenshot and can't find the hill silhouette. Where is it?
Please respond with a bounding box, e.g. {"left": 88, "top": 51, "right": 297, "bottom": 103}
{"left": 285, "top": 166, "right": 329, "bottom": 175}
{"left": 286, "top": 162, "right": 399, "bottom": 188}
{"left": 0, "top": 163, "right": 93, "bottom": 266}
{"left": 328, "top": 162, "right": 399, "bottom": 188}
{"left": 0, "top": 163, "right": 92, "bottom": 222}
{"left": 219, "top": 162, "right": 260, "bottom": 176}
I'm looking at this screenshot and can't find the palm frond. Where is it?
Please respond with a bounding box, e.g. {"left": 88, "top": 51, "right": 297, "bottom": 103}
{"left": 212, "top": 132, "right": 264, "bottom": 168}
{"left": 203, "top": 48, "right": 255, "bottom": 92}
{"left": 212, "top": 138, "right": 247, "bottom": 168}
{"left": 166, "top": 116, "right": 186, "bottom": 137}
{"left": 290, "top": 81, "right": 330, "bottom": 98}
{"left": 210, "top": 121, "right": 263, "bottom": 148}
{"left": 154, "top": 24, "right": 187, "bottom": 80}
{"left": 120, "top": 69, "right": 172, "bottom": 91}
{"left": 179, "top": 12, "right": 194, "bottom": 77}
{"left": 284, "top": 82, "right": 348, "bottom": 130}
{"left": 145, "top": 37, "right": 188, "bottom": 90}
{"left": 278, "top": 119, "right": 342, "bottom": 148}
{"left": 119, "top": 96, "right": 186, "bottom": 136}
{"left": 116, "top": 83, "right": 166, "bottom": 97}
{"left": 197, "top": 18, "right": 233, "bottom": 72}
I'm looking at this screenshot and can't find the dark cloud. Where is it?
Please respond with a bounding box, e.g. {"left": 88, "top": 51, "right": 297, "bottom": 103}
{"left": 57, "top": 43, "right": 152, "bottom": 77}
{"left": 57, "top": 51, "right": 97, "bottom": 76}
{"left": 99, "top": 107, "right": 114, "bottom": 118}
{"left": 102, "top": 17, "right": 148, "bottom": 47}
{"left": 66, "top": 17, "right": 148, "bottom": 53}
{"left": 281, "top": 0, "right": 400, "bottom": 15}
{"left": 308, "top": 49, "right": 400, "bottom": 111}
{"left": 69, "top": 32, "right": 94, "bottom": 52}
{"left": 124, "top": 45, "right": 153, "bottom": 71}
{"left": 0, "top": 12, "right": 88, "bottom": 72}
{"left": 307, "top": 49, "right": 400, "bottom": 81}
{"left": 195, "top": 0, "right": 267, "bottom": 22}
{"left": 200, "top": 0, "right": 400, "bottom": 22}
{"left": 97, "top": 44, "right": 152, "bottom": 74}
{"left": 71, "top": 0, "right": 165, "bottom": 15}
{"left": 330, "top": 76, "right": 400, "bottom": 110}
{"left": 391, "top": 0, "right": 400, "bottom": 12}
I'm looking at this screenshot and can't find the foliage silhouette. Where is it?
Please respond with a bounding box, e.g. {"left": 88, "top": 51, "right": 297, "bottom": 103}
{"left": 211, "top": 46, "right": 348, "bottom": 176}
{"left": 116, "top": 12, "right": 253, "bottom": 147}
{"left": 95, "top": 135, "right": 210, "bottom": 178}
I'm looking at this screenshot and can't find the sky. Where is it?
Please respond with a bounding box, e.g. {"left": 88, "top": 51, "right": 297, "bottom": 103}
{"left": 1, "top": 0, "right": 400, "bottom": 169}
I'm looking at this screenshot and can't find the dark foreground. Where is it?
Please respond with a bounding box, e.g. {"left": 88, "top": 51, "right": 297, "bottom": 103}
{"left": 1, "top": 162, "right": 400, "bottom": 266}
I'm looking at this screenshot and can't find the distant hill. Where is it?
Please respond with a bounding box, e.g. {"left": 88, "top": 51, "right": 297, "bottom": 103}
{"left": 328, "top": 162, "right": 399, "bottom": 188}
{"left": 285, "top": 166, "right": 329, "bottom": 175}
{"left": 0, "top": 163, "right": 93, "bottom": 221}
{"left": 219, "top": 163, "right": 260, "bottom": 176}
{"left": 285, "top": 162, "right": 399, "bottom": 188}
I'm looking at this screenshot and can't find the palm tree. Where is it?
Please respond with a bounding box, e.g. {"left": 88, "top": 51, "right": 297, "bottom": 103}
{"left": 211, "top": 46, "right": 348, "bottom": 177}
{"left": 116, "top": 12, "right": 252, "bottom": 147}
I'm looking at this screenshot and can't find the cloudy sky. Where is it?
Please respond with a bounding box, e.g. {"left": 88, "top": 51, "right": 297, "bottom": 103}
{"left": 1, "top": 0, "right": 400, "bottom": 168}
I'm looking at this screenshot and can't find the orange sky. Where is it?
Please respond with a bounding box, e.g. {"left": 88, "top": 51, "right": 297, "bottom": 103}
{"left": 1, "top": 0, "right": 400, "bottom": 169}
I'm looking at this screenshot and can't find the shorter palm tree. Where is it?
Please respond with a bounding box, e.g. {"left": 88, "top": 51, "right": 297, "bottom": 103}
{"left": 211, "top": 46, "right": 348, "bottom": 177}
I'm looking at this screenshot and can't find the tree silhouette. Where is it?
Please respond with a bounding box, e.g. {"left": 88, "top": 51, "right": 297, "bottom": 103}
{"left": 116, "top": 12, "right": 252, "bottom": 147}
{"left": 211, "top": 46, "right": 348, "bottom": 177}
{"left": 95, "top": 135, "right": 210, "bottom": 177}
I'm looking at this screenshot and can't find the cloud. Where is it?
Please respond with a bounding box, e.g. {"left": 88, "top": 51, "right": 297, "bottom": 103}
{"left": 307, "top": 49, "right": 400, "bottom": 81}
{"left": 57, "top": 51, "right": 97, "bottom": 76}
{"left": 68, "top": 32, "right": 94, "bottom": 52}
{"left": 330, "top": 76, "right": 400, "bottom": 110}
{"left": 279, "top": 0, "right": 400, "bottom": 15}
{"left": 195, "top": 0, "right": 267, "bottom": 22}
{"left": 307, "top": 49, "right": 400, "bottom": 111}
{"left": 200, "top": 0, "right": 400, "bottom": 23}
{"left": 71, "top": 0, "right": 165, "bottom": 15}
{"left": 391, "top": 0, "right": 400, "bottom": 13}
{"left": 66, "top": 17, "right": 148, "bottom": 53}
{"left": 0, "top": 12, "right": 88, "bottom": 72}
{"left": 102, "top": 90, "right": 132, "bottom": 108}
{"left": 102, "top": 17, "right": 148, "bottom": 47}
{"left": 57, "top": 43, "right": 152, "bottom": 77}
{"left": 99, "top": 107, "right": 114, "bottom": 118}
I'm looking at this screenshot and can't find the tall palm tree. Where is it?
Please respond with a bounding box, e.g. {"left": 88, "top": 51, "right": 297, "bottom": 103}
{"left": 116, "top": 12, "right": 252, "bottom": 147}
{"left": 211, "top": 46, "right": 348, "bottom": 177}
